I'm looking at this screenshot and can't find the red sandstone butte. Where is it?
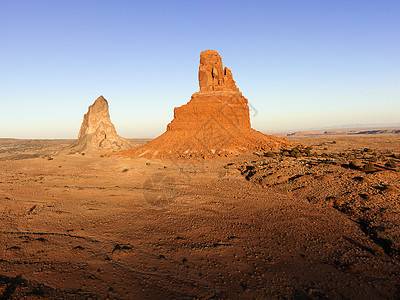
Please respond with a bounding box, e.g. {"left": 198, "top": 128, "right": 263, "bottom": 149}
{"left": 118, "top": 50, "right": 291, "bottom": 159}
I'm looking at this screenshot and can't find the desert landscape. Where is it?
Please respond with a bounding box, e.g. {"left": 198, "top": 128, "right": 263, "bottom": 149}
{"left": 1, "top": 49, "right": 400, "bottom": 299}
{"left": 1, "top": 133, "right": 400, "bottom": 299}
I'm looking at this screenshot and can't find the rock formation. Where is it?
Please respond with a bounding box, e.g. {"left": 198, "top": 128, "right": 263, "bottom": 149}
{"left": 69, "top": 96, "right": 132, "bottom": 153}
{"left": 117, "top": 50, "right": 291, "bottom": 159}
{"left": 198, "top": 50, "right": 239, "bottom": 92}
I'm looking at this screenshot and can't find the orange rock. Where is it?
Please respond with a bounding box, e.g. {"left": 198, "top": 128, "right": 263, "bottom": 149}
{"left": 117, "top": 50, "right": 291, "bottom": 159}
{"left": 198, "top": 50, "right": 239, "bottom": 92}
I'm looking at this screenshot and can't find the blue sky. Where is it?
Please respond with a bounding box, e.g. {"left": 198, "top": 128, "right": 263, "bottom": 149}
{"left": 1, "top": 0, "right": 399, "bottom": 138}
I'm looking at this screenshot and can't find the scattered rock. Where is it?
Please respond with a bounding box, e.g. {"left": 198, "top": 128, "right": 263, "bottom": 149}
{"left": 73, "top": 245, "right": 85, "bottom": 250}
{"left": 112, "top": 243, "right": 133, "bottom": 252}
{"left": 7, "top": 246, "right": 21, "bottom": 250}
{"left": 234, "top": 151, "right": 400, "bottom": 260}
{"left": 28, "top": 204, "right": 37, "bottom": 214}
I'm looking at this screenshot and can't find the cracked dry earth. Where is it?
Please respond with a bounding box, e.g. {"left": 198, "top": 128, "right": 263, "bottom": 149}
{"left": 0, "top": 137, "right": 400, "bottom": 299}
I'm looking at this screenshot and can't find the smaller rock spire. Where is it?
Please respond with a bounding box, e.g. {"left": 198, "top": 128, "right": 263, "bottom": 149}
{"left": 70, "top": 95, "right": 132, "bottom": 153}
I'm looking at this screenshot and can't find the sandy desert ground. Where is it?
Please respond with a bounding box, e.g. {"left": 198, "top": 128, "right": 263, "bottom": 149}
{"left": 0, "top": 135, "right": 399, "bottom": 299}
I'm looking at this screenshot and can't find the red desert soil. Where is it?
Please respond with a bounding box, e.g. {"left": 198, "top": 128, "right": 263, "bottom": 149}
{"left": 0, "top": 135, "right": 400, "bottom": 298}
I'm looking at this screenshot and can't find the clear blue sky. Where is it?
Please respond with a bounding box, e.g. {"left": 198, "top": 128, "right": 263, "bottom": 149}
{"left": 1, "top": 0, "right": 399, "bottom": 138}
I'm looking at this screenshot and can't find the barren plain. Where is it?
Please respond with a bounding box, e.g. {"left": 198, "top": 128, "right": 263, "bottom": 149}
{"left": 0, "top": 134, "right": 399, "bottom": 299}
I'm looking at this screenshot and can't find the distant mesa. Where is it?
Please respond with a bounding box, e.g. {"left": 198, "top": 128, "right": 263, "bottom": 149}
{"left": 117, "top": 50, "right": 291, "bottom": 159}
{"left": 280, "top": 128, "right": 400, "bottom": 137}
{"left": 69, "top": 95, "right": 132, "bottom": 153}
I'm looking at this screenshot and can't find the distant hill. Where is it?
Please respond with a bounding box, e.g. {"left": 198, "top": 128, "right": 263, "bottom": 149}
{"left": 272, "top": 127, "right": 400, "bottom": 137}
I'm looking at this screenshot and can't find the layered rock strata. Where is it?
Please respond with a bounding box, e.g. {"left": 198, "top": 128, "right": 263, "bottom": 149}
{"left": 118, "top": 50, "right": 290, "bottom": 159}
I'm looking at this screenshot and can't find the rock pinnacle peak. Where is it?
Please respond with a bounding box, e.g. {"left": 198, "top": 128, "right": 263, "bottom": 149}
{"left": 96, "top": 95, "right": 106, "bottom": 101}
{"left": 69, "top": 96, "right": 132, "bottom": 153}
{"left": 198, "top": 50, "right": 238, "bottom": 92}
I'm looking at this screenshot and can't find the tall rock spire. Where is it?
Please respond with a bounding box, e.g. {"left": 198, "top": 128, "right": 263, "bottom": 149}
{"left": 70, "top": 96, "right": 132, "bottom": 153}
{"left": 117, "top": 50, "right": 290, "bottom": 159}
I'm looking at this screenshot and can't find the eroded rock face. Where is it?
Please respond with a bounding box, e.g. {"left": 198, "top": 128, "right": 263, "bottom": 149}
{"left": 198, "top": 50, "right": 239, "bottom": 92}
{"left": 117, "top": 50, "right": 290, "bottom": 159}
{"left": 70, "top": 96, "right": 132, "bottom": 153}
{"left": 166, "top": 90, "right": 250, "bottom": 132}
